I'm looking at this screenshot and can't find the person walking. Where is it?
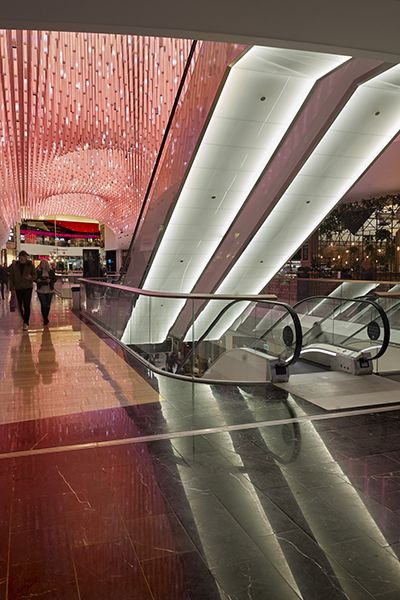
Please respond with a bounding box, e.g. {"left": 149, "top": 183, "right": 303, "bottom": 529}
{"left": 9, "top": 251, "right": 36, "bottom": 330}
{"left": 0, "top": 263, "right": 8, "bottom": 300}
{"left": 36, "top": 259, "right": 56, "bottom": 326}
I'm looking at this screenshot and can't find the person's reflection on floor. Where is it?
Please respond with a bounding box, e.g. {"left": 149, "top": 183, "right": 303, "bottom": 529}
{"left": 11, "top": 331, "right": 38, "bottom": 402}
{"left": 37, "top": 327, "right": 58, "bottom": 384}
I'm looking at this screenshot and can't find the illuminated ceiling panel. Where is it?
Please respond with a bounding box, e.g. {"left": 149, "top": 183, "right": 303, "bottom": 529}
{"left": 0, "top": 30, "right": 192, "bottom": 244}
{"left": 122, "top": 46, "right": 348, "bottom": 345}
{"left": 194, "top": 64, "right": 400, "bottom": 340}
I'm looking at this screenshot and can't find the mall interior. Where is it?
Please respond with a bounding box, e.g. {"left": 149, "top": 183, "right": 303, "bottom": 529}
{"left": 3, "top": 2, "right": 400, "bottom": 599}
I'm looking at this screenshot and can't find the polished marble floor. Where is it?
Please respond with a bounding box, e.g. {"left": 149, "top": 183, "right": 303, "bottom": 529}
{"left": 0, "top": 296, "right": 159, "bottom": 426}
{"left": 2, "top": 295, "right": 400, "bottom": 599}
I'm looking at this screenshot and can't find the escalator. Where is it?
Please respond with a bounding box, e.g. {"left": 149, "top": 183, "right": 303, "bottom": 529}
{"left": 316, "top": 283, "right": 400, "bottom": 375}
{"left": 175, "top": 298, "right": 303, "bottom": 383}
{"left": 80, "top": 279, "right": 399, "bottom": 410}
{"left": 352, "top": 284, "right": 400, "bottom": 375}
{"left": 290, "top": 295, "right": 390, "bottom": 375}
{"left": 269, "top": 294, "right": 400, "bottom": 411}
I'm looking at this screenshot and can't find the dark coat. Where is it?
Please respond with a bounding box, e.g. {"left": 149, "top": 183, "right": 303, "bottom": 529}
{"left": 0, "top": 266, "right": 8, "bottom": 283}
{"left": 9, "top": 261, "right": 36, "bottom": 291}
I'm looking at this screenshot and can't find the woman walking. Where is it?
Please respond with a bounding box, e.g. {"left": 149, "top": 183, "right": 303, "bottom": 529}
{"left": 36, "top": 260, "right": 56, "bottom": 325}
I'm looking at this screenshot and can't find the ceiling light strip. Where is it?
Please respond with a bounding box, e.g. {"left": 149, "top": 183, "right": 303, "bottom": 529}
{"left": 194, "top": 63, "right": 400, "bottom": 341}
{"left": 171, "top": 58, "right": 385, "bottom": 340}
{"left": 123, "top": 46, "right": 348, "bottom": 344}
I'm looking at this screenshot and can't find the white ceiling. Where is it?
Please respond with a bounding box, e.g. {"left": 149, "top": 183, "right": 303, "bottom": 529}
{"left": 343, "top": 134, "right": 400, "bottom": 201}
{"left": 193, "top": 63, "right": 400, "bottom": 340}
{"left": 122, "top": 46, "right": 348, "bottom": 345}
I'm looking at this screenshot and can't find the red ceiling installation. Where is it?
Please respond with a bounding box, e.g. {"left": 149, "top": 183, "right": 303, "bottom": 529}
{"left": 0, "top": 30, "right": 193, "bottom": 245}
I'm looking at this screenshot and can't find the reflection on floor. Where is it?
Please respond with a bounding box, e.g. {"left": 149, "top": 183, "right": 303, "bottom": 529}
{"left": 0, "top": 296, "right": 159, "bottom": 425}
{"left": 2, "top": 295, "right": 400, "bottom": 598}
{"left": 4, "top": 411, "right": 400, "bottom": 599}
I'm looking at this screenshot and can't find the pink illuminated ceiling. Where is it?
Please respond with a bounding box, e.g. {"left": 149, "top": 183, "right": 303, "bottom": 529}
{"left": 0, "top": 30, "right": 193, "bottom": 245}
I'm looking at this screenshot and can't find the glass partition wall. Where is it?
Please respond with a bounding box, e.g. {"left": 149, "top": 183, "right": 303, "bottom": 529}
{"left": 79, "top": 279, "right": 303, "bottom": 384}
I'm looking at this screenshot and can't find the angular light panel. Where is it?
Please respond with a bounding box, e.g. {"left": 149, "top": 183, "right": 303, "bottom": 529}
{"left": 193, "top": 63, "right": 400, "bottom": 340}
{"left": 123, "top": 47, "right": 348, "bottom": 344}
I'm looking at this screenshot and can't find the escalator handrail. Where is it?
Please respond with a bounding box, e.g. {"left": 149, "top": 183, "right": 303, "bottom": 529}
{"left": 176, "top": 298, "right": 303, "bottom": 374}
{"left": 293, "top": 295, "right": 391, "bottom": 360}
{"left": 78, "top": 278, "right": 278, "bottom": 302}
{"left": 256, "top": 295, "right": 390, "bottom": 361}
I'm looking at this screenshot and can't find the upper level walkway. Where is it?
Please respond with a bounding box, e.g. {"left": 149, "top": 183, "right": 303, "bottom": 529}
{"left": 2, "top": 294, "right": 400, "bottom": 599}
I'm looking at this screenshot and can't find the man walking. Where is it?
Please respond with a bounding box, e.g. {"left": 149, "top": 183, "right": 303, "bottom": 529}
{"left": 9, "top": 251, "right": 36, "bottom": 330}
{"left": 0, "top": 263, "right": 8, "bottom": 300}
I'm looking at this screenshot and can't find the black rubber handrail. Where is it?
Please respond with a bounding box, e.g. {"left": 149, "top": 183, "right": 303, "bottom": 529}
{"left": 294, "top": 296, "right": 390, "bottom": 360}
{"left": 338, "top": 301, "right": 394, "bottom": 358}
{"left": 176, "top": 298, "right": 303, "bottom": 374}
{"left": 256, "top": 295, "right": 390, "bottom": 360}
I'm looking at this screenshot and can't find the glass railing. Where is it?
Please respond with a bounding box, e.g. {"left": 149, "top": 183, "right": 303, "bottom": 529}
{"left": 56, "top": 274, "right": 119, "bottom": 299}
{"left": 256, "top": 294, "right": 390, "bottom": 363}
{"left": 79, "top": 279, "right": 303, "bottom": 384}
{"left": 264, "top": 275, "right": 400, "bottom": 304}
{"left": 293, "top": 296, "right": 390, "bottom": 360}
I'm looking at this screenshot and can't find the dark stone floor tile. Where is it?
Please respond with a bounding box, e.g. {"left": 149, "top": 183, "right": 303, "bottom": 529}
{"left": 78, "top": 574, "right": 153, "bottom": 600}
{"left": 256, "top": 528, "right": 373, "bottom": 600}
{"left": 206, "top": 429, "right": 272, "bottom": 455}
{"left": 117, "top": 486, "right": 169, "bottom": 520}
{"left": 279, "top": 463, "right": 349, "bottom": 490}
{"left": 0, "top": 579, "right": 6, "bottom": 599}
{"left": 382, "top": 489, "right": 400, "bottom": 512}
{"left": 10, "top": 527, "right": 71, "bottom": 565}
{"left": 240, "top": 462, "right": 293, "bottom": 491}
{"left": 73, "top": 538, "right": 140, "bottom": 581}
{"left": 11, "top": 495, "right": 66, "bottom": 533}
{"left": 386, "top": 542, "right": 400, "bottom": 558}
{"left": 141, "top": 551, "right": 221, "bottom": 600}
{"left": 0, "top": 490, "right": 12, "bottom": 526}
{"left": 211, "top": 555, "right": 301, "bottom": 600}
{"left": 170, "top": 436, "right": 217, "bottom": 456}
{"left": 318, "top": 486, "right": 400, "bottom": 547}
{"left": 170, "top": 493, "right": 266, "bottom": 569}
{"left": 13, "top": 475, "right": 67, "bottom": 501}
{"left": 65, "top": 505, "right": 127, "bottom": 548}
{"left": 125, "top": 513, "right": 195, "bottom": 560}
{"left": 259, "top": 485, "right": 315, "bottom": 537}
{"left": 8, "top": 580, "right": 79, "bottom": 600}
{"left": 384, "top": 450, "right": 400, "bottom": 464}
{"left": 356, "top": 434, "right": 400, "bottom": 455}
{"left": 0, "top": 524, "right": 9, "bottom": 580}
{"left": 375, "top": 592, "right": 400, "bottom": 600}
{"left": 190, "top": 449, "right": 247, "bottom": 473}
{"left": 322, "top": 536, "right": 400, "bottom": 596}
{"left": 8, "top": 560, "right": 75, "bottom": 599}
{"left": 96, "top": 443, "right": 153, "bottom": 469}
{"left": 205, "top": 471, "right": 298, "bottom": 538}
{"left": 339, "top": 454, "right": 400, "bottom": 478}
{"left": 155, "top": 466, "right": 213, "bottom": 509}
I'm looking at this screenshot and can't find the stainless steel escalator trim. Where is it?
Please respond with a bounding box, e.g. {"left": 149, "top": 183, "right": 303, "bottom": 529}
{"left": 79, "top": 278, "right": 278, "bottom": 301}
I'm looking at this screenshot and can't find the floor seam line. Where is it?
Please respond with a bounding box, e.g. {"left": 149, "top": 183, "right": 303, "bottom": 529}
{"left": 1, "top": 402, "right": 400, "bottom": 460}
